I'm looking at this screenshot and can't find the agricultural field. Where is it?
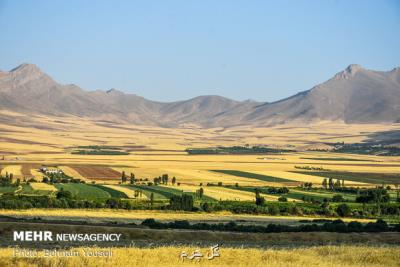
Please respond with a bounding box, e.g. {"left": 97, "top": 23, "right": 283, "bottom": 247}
{"left": 69, "top": 166, "right": 121, "bottom": 181}
{"left": 161, "top": 184, "right": 279, "bottom": 201}
{"left": 19, "top": 184, "right": 56, "bottom": 196}
{"left": 0, "top": 186, "right": 17, "bottom": 194}
{"left": 100, "top": 185, "right": 134, "bottom": 198}
{"left": 0, "top": 208, "right": 377, "bottom": 224}
{"left": 1, "top": 114, "right": 400, "bottom": 267}
{"left": 58, "top": 166, "right": 88, "bottom": 181}
{"left": 29, "top": 182, "right": 57, "bottom": 191}
{"left": 54, "top": 183, "right": 111, "bottom": 199}
{"left": 292, "top": 170, "right": 400, "bottom": 185}
{"left": 211, "top": 170, "right": 297, "bottom": 184}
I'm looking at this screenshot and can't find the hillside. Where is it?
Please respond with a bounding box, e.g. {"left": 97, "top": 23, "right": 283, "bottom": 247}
{"left": 0, "top": 63, "right": 399, "bottom": 127}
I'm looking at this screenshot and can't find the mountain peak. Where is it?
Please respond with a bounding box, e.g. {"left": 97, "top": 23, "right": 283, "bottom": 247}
{"left": 333, "top": 64, "right": 364, "bottom": 80}
{"left": 11, "top": 63, "right": 42, "bottom": 73}
{"left": 345, "top": 64, "right": 363, "bottom": 74}
{"left": 106, "top": 88, "right": 123, "bottom": 95}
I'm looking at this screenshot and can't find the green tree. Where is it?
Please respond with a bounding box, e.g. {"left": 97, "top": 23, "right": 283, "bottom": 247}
{"left": 172, "top": 176, "right": 176, "bottom": 185}
{"left": 328, "top": 178, "right": 334, "bottom": 190}
{"left": 336, "top": 203, "right": 351, "bottom": 217}
{"left": 182, "top": 194, "right": 193, "bottom": 211}
{"left": 121, "top": 171, "right": 127, "bottom": 183}
{"left": 334, "top": 179, "right": 341, "bottom": 189}
{"left": 130, "top": 173, "right": 135, "bottom": 184}
{"left": 56, "top": 188, "right": 73, "bottom": 199}
{"left": 169, "top": 194, "right": 193, "bottom": 211}
{"left": 278, "top": 196, "right": 287, "bottom": 202}
{"left": 162, "top": 174, "right": 169, "bottom": 185}
{"left": 150, "top": 192, "right": 154, "bottom": 208}
{"left": 255, "top": 188, "right": 265, "bottom": 206}
{"left": 322, "top": 178, "right": 328, "bottom": 189}
{"left": 199, "top": 187, "right": 204, "bottom": 199}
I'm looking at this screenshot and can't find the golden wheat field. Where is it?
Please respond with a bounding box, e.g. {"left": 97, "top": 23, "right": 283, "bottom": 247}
{"left": 0, "top": 209, "right": 375, "bottom": 223}
{"left": 1, "top": 113, "right": 400, "bottom": 189}
{"left": 0, "top": 245, "right": 399, "bottom": 267}
{"left": 29, "top": 183, "right": 57, "bottom": 191}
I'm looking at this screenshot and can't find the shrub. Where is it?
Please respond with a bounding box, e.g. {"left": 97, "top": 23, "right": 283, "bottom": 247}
{"left": 332, "top": 194, "right": 345, "bottom": 202}
{"left": 278, "top": 196, "right": 288, "bottom": 202}
{"left": 336, "top": 203, "right": 351, "bottom": 217}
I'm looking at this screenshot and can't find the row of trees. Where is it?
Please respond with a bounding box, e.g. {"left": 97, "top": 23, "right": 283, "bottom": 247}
{"left": 0, "top": 173, "right": 16, "bottom": 186}
{"left": 169, "top": 194, "right": 194, "bottom": 211}
{"left": 121, "top": 172, "right": 179, "bottom": 186}
{"left": 322, "top": 178, "right": 345, "bottom": 190}
{"left": 121, "top": 172, "right": 136, "bottom": 184}
{"left": 141, "top": 218, "right": 398, "bottom": 233}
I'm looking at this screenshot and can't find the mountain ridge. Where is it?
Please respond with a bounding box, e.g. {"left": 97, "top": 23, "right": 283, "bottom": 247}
{"left": 0, "top": 63, "right": 399, "bottom": 127}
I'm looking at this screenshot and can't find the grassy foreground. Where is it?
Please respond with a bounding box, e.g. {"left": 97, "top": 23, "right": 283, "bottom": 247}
{"left": 0, "top": 208, "right": 376, "bottom": 223}
{"left": 0, "top": 245, "right": 399, "bottom": 267}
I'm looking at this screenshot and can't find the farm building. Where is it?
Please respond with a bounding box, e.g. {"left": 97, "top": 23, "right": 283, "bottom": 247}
{"left": 40, "top": 167, "right": 63, "bottom": 175}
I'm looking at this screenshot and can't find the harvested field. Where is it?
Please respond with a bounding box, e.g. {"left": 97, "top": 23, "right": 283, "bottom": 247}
{"left": 292, "top": 171, "right": 400, "bottom": 185}
{"left": 252, "top": 171, "right": 368, "bottom": 187}
{"left": 70, "top": 165, "right": 121, "bottom": 180}
{"left": 30, "top": 169, "right": 44, "bottom": 180}
{"left": 59, "top": 166, "right": 88, "bottom": 181}
{"left": 29, "top": 182, "right": 57, "bottom": 191}
{"left": 20, "top": 163, "right": 41, "bottom": 177}
{"left": 211, "top": 170, "right": 295, "bottom": 183}
{"left": 0, "top": 209, "right": 376, "bottom": 224}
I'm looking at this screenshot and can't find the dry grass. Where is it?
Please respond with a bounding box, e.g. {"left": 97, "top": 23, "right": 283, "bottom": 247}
{"left": 252, "top": 170, "right": 369, "bottom": 186}
{"left": 0, "top": 209, "right": 375, "bottom": 223}
{"left": 30, "top": 169, "right": 44, "bottom": 180}
{"left": 0, "top": 245, "right": 398, "bottom": 267}
{"left": 29, "top": 183, "right": 57, "bottom": 191}
{"left": 0, "top": 165, "right": 22, "bottom": 178}
{"left": 58, "top": 166, "right": 88, "bottom": 181}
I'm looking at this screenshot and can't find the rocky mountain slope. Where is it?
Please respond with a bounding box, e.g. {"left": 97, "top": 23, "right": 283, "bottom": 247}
{"left": 0, "top": 63, "right": 399, "bottom": 127}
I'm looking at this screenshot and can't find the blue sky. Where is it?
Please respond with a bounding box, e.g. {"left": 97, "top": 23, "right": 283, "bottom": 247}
{"left": 0, "top": 0, "right": 399, "bottom": 102}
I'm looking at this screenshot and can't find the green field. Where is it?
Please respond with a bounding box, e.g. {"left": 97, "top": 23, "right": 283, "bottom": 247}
{"left": 292, "top": 171, "right": 400, "bottom": 185}
{"left": 211, "top": 170, "right": 294, "bottom": 183}
{"left": 54, "top": 183, "right": 111, "bottom": 199}
{"left": 92, "top": 185, "right": 128, "bottom": 198}
{"left": 0, "top": 186, "right": 17, "bottom": 194}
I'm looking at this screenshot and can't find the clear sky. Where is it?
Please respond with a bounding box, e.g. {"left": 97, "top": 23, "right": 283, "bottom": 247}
{"left": 0, "top": 0, "right": 399, "bottom": 102}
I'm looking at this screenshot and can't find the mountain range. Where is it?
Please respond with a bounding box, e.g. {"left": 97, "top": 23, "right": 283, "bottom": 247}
{"left": 0, "top": 63, "right": 399, "bottom": 127}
